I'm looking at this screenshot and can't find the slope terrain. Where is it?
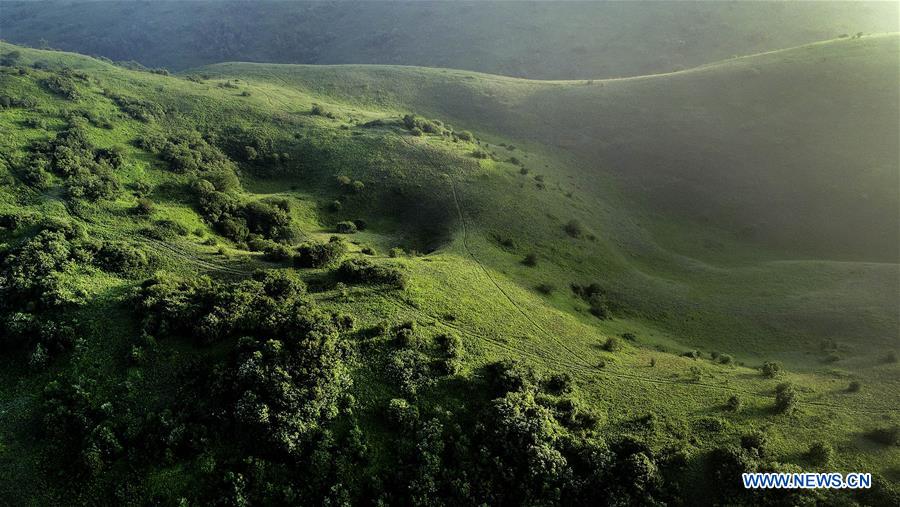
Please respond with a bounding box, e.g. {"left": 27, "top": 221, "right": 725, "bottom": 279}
{"left": 203, "top": 34, "right": 900, "bottom": 261}
{"left": 1, "top": 0, "right": 897, "bottom": 78}
{"left": 0, "top": 40, "right": 897, "bottom": 504}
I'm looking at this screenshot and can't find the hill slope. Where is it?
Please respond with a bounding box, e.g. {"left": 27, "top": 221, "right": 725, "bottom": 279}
{"left": 199, "top": 34, "right": 900, "bottom": 262}
{"left": 1, "top": 0, "right": 898, "bottom": 79}
{"left": 0, "top": 42, "right": 898, "bottom": 504}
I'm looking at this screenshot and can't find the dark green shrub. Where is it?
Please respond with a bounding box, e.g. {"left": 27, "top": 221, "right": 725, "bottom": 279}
{"left": 740, "top": 430, "right": 770, "bottom": 458}
{"left": 262, "top": 243, "right": 292, "bottom": 261}
{"left": 522, "top": 253, "right": 538, "bottom": 267}
{"left": 310, "top": 103, "right": 334, "bottom": 118}
{"left": 807, "top": 441, "right": 834, "bottom": 465}
{"left": 335, "top": 258, "right": 406, "bottom": 289}
{"left": 535, "top": 283, "right": 554, "bottom": 295}
{"left": 484, "top": 359, "right": 535, "bottom": 396}
{"left": 774, "top": 382, "right": 798, "bottom": 413}
{"left": 455, "top": 130, "right": 474, "bottom": 142}
{"left": 726, "top": 395, "right": 742, "bottom": 412}
{"left": 564, "top": 219, "right": 583, "bottom": 238}
{"left": 571, "top": 283, "right": 616, "bottom": 320}
{"left": 761, "top": 361, "right": 783, "bottom": 378}
{"left": 293, "top": 239, "right": 346, "bottom": 268}
{"left": 437, "top": 333, "right": 462, "bottom": 358}
{"left": 602, "top": 336, "right": 623, "bottom": 352}
{"left": 336, "top": 221, "right": 358, "bottom": 234}
{"left": 544, "top": 373, "right": 573, "bottom": 395}
{"left": 95, "top": 242, "right": 150, "bottom": 276}
{"left": 388, "top": 349, "right": 432, "bottom": 397}
{"left": 134, "top": 197, "right": 155, "bottom": 215}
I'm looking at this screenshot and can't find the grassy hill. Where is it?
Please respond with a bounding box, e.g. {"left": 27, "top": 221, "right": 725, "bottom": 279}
{"left": 1, "top": 0, "right": 898, "bottom": 79}
{"left": 200, "top": 34, "right": 900, "bottom": 262}
{"left": 0, "top": 41, "right": 898, "bottom": 504}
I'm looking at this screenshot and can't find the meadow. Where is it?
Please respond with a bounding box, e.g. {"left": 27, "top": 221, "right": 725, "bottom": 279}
{"left": 0, "top": 37, "right": 897, "bottom": 505}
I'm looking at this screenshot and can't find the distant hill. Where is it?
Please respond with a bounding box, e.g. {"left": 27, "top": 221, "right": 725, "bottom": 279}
{"left": 1, "top": 0, "right": 898, "bottom": 79}
{"left": 200, "top": 34, "right": 900, "bottom": 261}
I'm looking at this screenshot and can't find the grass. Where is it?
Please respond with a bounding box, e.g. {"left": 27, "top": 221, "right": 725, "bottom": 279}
{"left": 0, "top": 40, "right": 897, "bottom": 501}
{"left": 2, "top": 1, "right": 897, "bottom": 79}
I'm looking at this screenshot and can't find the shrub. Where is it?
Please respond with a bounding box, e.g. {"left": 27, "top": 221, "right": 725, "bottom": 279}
{"left": 571, "top": 282, "right": 616, "bottom": 320}
{"left": 438, "top": 357, "right": 461, "bottom": 376}
{"left": 522, "top": 253, "right": 538, "bottom": 267}
{"left": 544, "top": 373, "right": 572, "bottom": 395}
{"left": 807, "top": 441, "right": 834, "bottom": 465}
{"left": 95, "top": 242, "right": 150, "bottom": 276}
{"left": 293, "top": 239, "right": 346, "bottom": 268}
{"left": 774, "top": 382, "right": 798, "bottom": 414}
{"left": 740, "top": 430, "right": 770, "bottom": 458}
{"left": 389, "top": 349, "right": 432, "bottom": 397}
{"left": 602, "top": 336, "right": 623, "bottom": 352}
{"left": 718, "top": 354, "right": 734, "bottom": 365}
{"left": 134, "top": 197, "right": 155, "bottom": 215}
{"left": 437, "top": 333, "right": 462, "bottom": 358}
{"left": 387, "top": 398, "right": 418, "bottom": 429}
{"left": 455, "top": 130, "right": 474, "bottom": 142}
{"left": 535, "top": 283, "right": 554, "bottom": 295}
{"left": 564, "top": 219, "right": 583, "bottom": 238}
{"left": 847, "top": 380, "right": 861, "bottom": 392}
{"left": 761, "top": 361, "right": 783, "bottom": 378}
{"left": 621, "top": 332, "right": 637, "bottom": 342}
{"left": 484, "top": 359, "right": 535, "bottom": 396}
{"left": 311, "top": 103, "right": 335, "bottom": 118}
{"left": 336, "top": 221, "right": 358, "bottom": 234}
{"left": 726, "top": 395, "right": 742, "bottom": 412}
{"left": 262, "top": 243, "right": 292, "bottom": 262}
{"left": 335, "top": 258, "right": 406, "bottom": 289}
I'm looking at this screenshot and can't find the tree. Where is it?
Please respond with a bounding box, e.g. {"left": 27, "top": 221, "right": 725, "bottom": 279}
{"left": 774, "top": 382, "right": 797, "bottom": 413}
{"left": 761, "top": 361, "right": 782, "bottom": 378}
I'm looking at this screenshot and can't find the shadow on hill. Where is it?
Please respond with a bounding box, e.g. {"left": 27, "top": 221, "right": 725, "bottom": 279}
{"left": 380, "top": 185, "right": 457, "bottom": 254}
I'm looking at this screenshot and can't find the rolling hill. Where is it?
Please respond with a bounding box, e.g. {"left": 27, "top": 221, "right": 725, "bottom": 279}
{"left": 199, "top": 34, "right": 900, "bottom": 262}
{"left": 1, "top": 0, "right": 897, "bottom": 79}
{"left": 0, "top": 38, "right": 898, "bottom": 504}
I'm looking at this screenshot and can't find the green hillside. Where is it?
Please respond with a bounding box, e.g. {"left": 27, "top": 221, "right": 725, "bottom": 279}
{"left": 1, "top": 0, "right": 897, "bottom": 79}
{"left": 200, "top": 34, "right": 900, "bottom": 262}
{"left": 0, "top": 41, "right": 898, "bottom": 505}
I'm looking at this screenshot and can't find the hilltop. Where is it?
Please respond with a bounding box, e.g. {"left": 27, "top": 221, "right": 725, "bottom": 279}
{"left": 0, "top": 40, "right": 897, "bottom": 504}
{"left": 1, "top": 0, "right": 898, "bottom": 78}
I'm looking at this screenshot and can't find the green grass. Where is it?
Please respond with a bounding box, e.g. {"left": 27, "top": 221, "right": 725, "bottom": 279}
{"left": 2, "top": 1, "right": 897, "bottom": 79}
{"left": 0, "top": 40, "right": 897, "bottom": 502}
